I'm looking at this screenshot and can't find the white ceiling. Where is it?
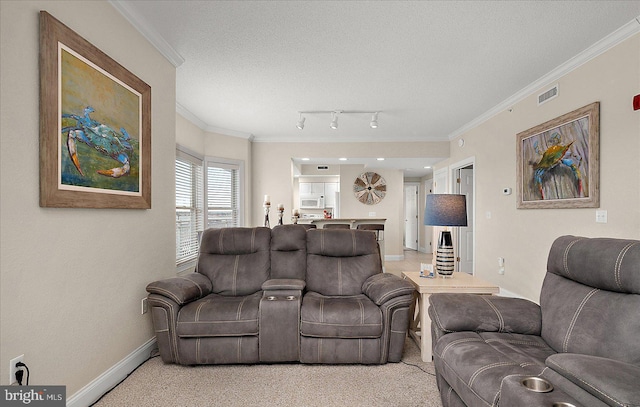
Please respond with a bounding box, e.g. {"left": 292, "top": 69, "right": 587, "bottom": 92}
{"left": 114, "top": 1, "right": 639, "bottom": 177}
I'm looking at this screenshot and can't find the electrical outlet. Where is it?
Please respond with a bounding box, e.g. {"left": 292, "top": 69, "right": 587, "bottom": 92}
{"left": 141, "top": 298, "right": 148, "bottom": 315}
{"left": 596, "top": 210, "right": 607, "bottom": 223}
{"left": 10, "top": 354, "right": 24, "bottom": 385}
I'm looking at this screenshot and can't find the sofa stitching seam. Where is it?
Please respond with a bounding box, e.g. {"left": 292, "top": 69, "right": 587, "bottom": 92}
{"left": 547, "top": 359, "right": 626, "bottom": 406}
{"left": 469, "top": 362, "right": 518, "bottom": 388}
{"left": 429, "top": 305, "right": 454, "bottom": 334}
{"left": 563, "top": 288, "right": 599, "bottom": 352}
{"left": 615, "top": 242, "right": 635, "bottom": 291}
{"left": 563, "top": 238, "right": 582, "bottom": 278}
{"left": 481, "top": 296, "right": 504, "bottom": 332}
{"left": 149, "top": 296, "right": 180, "bottom": 364}
{"left": 438, "top": 356, "right": 492, "bottom": 407}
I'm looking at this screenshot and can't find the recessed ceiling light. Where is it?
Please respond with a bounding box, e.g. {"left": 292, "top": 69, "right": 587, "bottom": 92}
{"left": 339, "top": 158, "right": 347, "bottom": 161}
{"left": 377, "top": 158, "right": 385, "bottom": 161}
{"left": 301, "top": 158, "right": 310, "bottom": 161}
{"left": 423, "top": 166, "right": 431, "bottom": 169}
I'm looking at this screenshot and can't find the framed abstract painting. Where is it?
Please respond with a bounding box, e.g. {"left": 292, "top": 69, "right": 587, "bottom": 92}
{"left": 39, "top": 11, "right": 151, "bottom": 209}
{"left": 516, "top": 102, "right": 599, "bottom": 209}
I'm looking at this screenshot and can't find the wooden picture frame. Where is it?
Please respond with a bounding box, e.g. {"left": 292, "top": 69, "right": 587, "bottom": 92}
{"left": 39, "top": 11, "right": 151, "bottom": 209}
{"left": 516, "top": 102, "right": 599, "bottom": 209}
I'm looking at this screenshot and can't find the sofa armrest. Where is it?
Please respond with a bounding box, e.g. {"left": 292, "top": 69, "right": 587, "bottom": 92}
{"left": 146, "top": 273, "right": 212, "bottom": 305}
{"left": 362, "top": 273, "right": 415, "bottom": 305}
{"left": 262, "top": 278, "right": 306, "bottom": 292}
{"left": 546, "top": 354, "right": 640, "bottom": 407}
{"left": 429, "top": 293, "right": 541, "bottom": 334}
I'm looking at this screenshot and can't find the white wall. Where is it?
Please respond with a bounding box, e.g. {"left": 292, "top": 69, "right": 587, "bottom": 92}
{"left": 0, "top": 0, "right": 176, "bottom": 396}
{"left": 435, "top": 33, "right": 640, "bottom": 301}
{"left": 176, "top": 113, "right": 253, "bottom": 226}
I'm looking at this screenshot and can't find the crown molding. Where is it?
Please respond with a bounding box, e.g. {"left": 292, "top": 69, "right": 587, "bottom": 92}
{"left": 447, "top": 16, "right": 640, "bottom": 141}
{"left": 176, "top": 102, "right": 208, "bottom": 130}
{"left": 176, "top": 103, "right": 254, "bottom": 140}
{"left": 109, "top": 0, "right": 185, "bottom": 67}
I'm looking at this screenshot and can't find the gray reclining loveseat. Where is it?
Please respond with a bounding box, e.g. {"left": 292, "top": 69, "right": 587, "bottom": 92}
{"left": 146, "top": 225, "right": 415, "bottom": 365}
{"left": 429, "top": 235, "right": 640, "bottom": 407}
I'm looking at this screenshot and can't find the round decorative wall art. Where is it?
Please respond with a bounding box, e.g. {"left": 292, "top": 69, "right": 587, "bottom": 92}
{"left": 353, "top": 172, "right": 386, "bottom": 205}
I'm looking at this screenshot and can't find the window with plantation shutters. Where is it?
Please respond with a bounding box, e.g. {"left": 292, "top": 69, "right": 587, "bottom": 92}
{"left": 205, "top": 159, "right": 242, "bottom": 229}
{"left": 175, "top": 147, "right": 204, "bottom": 269}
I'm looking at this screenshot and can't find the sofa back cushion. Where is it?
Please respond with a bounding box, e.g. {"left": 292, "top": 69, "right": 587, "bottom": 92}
{"left": 197, "top": 227, "right": 271, "bottom": 296}
{"left": 540, "top": 236, "right": 640, "bottom": 364}
{"left": 270, "top": 225, "right": 307, "bottom": 280}
{"left": 306, "top": 229, "right": 382, "bottom": 296}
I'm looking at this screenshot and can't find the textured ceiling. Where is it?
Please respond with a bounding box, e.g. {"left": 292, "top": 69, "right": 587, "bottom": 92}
{"left": 115, "top": 1, "right": 639, "bottom": 176}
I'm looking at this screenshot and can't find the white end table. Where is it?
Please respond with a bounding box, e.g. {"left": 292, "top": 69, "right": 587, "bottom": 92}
{"left": 401, "top": 271, "right": 500, "bottom": 362}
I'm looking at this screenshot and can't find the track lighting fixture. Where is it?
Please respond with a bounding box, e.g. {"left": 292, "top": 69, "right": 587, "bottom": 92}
{"left": 370, "top": 112, "right": 378, "bottom": 129}
{"left": 330, "top": 111, "right": 339, "bottom": 130}
{"left": 296, "top": 110, "right": 381, "bottom": 131}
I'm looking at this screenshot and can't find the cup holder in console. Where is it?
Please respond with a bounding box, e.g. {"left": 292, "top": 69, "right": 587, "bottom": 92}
{"left": 266, "top": 295, "right": 297, "bottom": 301}
{"left": 552, "top": 403, "right": 576, "bottom": 407}
{"left": 520, "top": 377, "right": 554, "bottom": 393}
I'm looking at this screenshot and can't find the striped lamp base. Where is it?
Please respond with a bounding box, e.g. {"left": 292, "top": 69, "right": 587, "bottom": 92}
{"left": 436, "top": 231, "right": 455, "bottom": 277}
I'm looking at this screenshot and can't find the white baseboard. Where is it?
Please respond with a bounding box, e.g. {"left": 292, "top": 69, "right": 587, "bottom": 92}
{"left": 67, "top": 337, "right": 156, "bottom": 407}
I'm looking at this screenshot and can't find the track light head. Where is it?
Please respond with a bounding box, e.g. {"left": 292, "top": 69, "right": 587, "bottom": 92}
{"left": 296, "top": 114, "right": 305, "bottom": 130}
{"left": 330, "top": 111, "right": 339, "bottom": 130}
{"left": 370, "top": 112, "right": 378, "bottom": 129}
{"left": 297, "top": 110, "right": 380, "bottom": 130}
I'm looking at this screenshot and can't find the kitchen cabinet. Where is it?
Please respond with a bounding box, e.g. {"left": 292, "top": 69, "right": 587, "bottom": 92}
{"left": 299, "top": 182, "right": 325, "bottom": 196}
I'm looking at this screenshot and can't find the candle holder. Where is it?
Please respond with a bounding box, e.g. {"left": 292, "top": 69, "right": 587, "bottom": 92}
{"left": 277, "top": 207, "right": 284, "bottom": 225}
{"left": 292, "top": 209, "right": 300, "bottom": 224}
{"left": 263, "top": 204, "right": 271, "bottom": 228}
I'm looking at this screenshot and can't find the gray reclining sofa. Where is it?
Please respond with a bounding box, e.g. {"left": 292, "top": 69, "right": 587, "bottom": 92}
{"left": 429, "top": 235, "right": 640, "bottom": 407}
{"left": 146, "top": 225, "right": 415, "bottom": 365}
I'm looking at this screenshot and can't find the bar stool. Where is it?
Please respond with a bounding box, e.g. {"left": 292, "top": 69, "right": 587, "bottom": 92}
{"left": 323, "top": 224, "right": 351, "bottom": 229}
{"left": 356, "top": 224, "right": 384, "bottom": 241}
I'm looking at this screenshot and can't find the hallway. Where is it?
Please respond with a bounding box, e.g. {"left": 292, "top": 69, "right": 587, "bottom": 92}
{"left": 385, "top": 249, "right": 433, "bottom": 277}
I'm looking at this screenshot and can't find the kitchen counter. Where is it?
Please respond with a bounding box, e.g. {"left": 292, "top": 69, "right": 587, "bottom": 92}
{"left": 297, "top": 218, "right": 387, "bottom": 261}
{"left": 298, "top": 218, "right": 386, "bottom": 260}
{"left": 297, "top": 218, "right": 386, "bottom": 228}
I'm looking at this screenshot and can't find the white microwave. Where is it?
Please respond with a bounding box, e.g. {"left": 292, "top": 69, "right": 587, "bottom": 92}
{"left": 300, "top": 195, "right": 325, "bottom": 209}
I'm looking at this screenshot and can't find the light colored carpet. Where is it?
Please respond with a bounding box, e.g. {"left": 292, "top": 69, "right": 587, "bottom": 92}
{"left": 93, "top": 337, "right": 443, "bottom": 407}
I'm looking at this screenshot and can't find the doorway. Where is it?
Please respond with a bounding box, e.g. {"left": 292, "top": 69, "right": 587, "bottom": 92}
{"left": 451, "top": 158, "right": 475, "bottom": 275}
{"left": 403, "top": 183, "right": 419, "bottom": 250}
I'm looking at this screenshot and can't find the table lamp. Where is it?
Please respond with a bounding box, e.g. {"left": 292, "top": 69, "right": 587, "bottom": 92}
{"left": 424, "top": 194, "right": 468, "bottom": 277}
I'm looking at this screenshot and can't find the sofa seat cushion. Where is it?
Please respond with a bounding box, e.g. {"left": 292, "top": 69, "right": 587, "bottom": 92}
{"left": 433, "top": 331, "right": 556, "bottom": 406}
{"left": 300, "top": 291, "right": 383, "bottom": 338}
{"left": 176, "top": 292, "right": 261, "bottom": 338}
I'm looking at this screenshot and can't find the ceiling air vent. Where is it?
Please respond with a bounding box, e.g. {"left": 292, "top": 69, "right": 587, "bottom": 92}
{"left": 317, "top": 165, "right": 329, "bottom": 170}
{"left": 538, "top": 84, "right": 558, "bottom": 106}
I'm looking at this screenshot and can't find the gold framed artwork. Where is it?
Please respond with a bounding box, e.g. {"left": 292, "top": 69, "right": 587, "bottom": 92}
{"left": 39, "top": 11, "right": 151, "bottom": 209}
{"left": 516, "top": 102, "right": 599, "bottom": 209}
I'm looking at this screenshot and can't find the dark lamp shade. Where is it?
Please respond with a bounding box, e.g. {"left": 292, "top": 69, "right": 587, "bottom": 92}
{"left": 424, "top": 194, "right": 468, "bottom": 227}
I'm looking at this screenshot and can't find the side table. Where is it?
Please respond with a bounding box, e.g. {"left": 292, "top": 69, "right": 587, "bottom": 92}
{"left": 401, "top": 271, "right": 499, "bottom": 362}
